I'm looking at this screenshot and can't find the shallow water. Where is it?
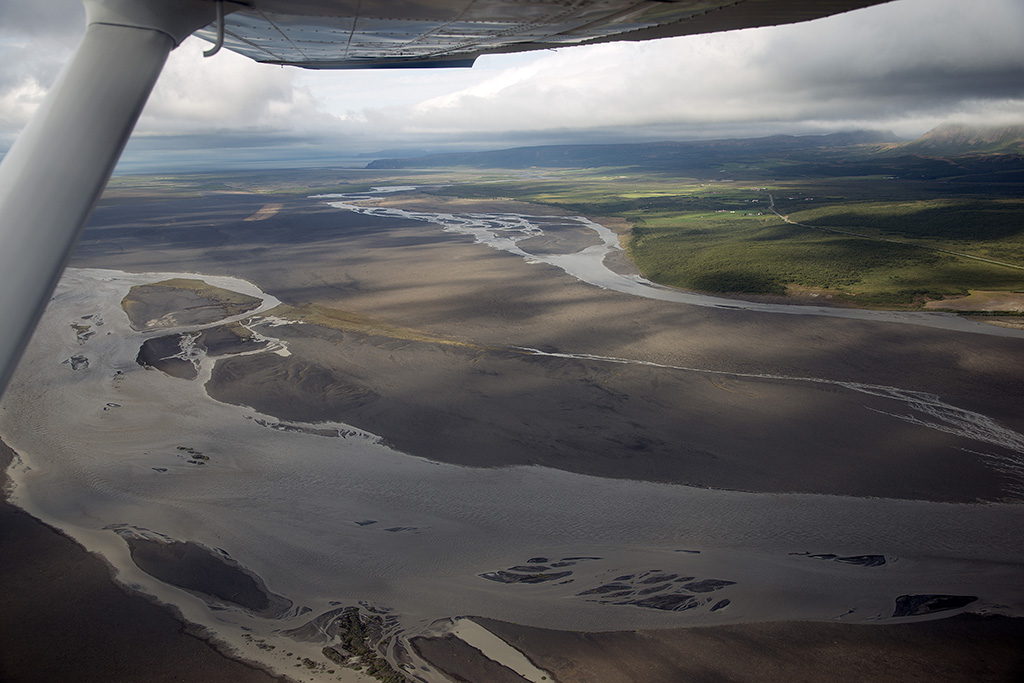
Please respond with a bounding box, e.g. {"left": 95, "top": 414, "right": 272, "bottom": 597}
{"left": 2, "top": 267, "right": 1023, "bottom": 681}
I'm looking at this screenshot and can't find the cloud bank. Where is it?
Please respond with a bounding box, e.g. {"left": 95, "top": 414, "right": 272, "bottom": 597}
{"left": 1, "top": 0, "right": 1022, "bottom": 168}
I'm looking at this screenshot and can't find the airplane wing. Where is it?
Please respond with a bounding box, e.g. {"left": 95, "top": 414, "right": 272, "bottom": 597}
{"left": 0, "top": 0, "right": 893, "bottom": 395}
{"left": 194, "top": 0, "right": 891, "bottom": 69}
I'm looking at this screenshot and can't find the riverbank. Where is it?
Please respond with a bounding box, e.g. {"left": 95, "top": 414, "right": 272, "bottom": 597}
{"left": 339, "top": 190, "right": 1024, "bottom": 338}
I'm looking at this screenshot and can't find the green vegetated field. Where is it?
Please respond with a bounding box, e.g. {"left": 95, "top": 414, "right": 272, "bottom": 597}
{"left": 434, "top": 171, "right": 1024, "bottom": 309}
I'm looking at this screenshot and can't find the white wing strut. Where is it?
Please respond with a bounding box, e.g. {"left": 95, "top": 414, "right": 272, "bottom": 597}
{"left": 0, "top": 0, "right": 218, "bottom": 394}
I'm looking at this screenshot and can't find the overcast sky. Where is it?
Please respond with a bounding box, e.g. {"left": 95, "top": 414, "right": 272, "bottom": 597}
{"left": 1, "top": 0, "right": 1023, "bottom": 170}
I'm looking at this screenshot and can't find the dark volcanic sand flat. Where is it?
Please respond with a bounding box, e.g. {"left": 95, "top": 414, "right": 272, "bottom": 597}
{"left": 410, "top": 634, "right": 531, "bottom": 683}
{"left": 75, "top": 192, "right": 1024, "bottom": 425}
{"left": 73, "top": 191, "right": 1024, "bottom": 502}
{"left": 121, "top": 280, "right": 262, "bottom": 330}
{"left": 136, "top": 333, "right": 199, "bottom": 379}
{"left": 124, "top": 537, "right": 291, "bottom": 615}
{"left": 0, "top": 440, "right": 290, "bottom": 683}
{"left": 137, "top": 323, "right": 267, "bottom": 379}
{"left": 470, "top": 615, "right": 1024, "bottom": 683}
{"left": 206, "top": 322, "right": 1013, "bottom": 503}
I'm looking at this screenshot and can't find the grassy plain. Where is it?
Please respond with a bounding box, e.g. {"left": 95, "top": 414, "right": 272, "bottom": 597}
{"left": 432, "top": 171, "right": 1024, "bottom": 308}
{"left": 269, "top": 303, "right": 478, "bottom": 348}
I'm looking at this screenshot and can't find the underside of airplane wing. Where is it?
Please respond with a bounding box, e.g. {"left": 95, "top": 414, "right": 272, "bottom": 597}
{"left": 196, "top": 0, "right": 893, "bottom": 69}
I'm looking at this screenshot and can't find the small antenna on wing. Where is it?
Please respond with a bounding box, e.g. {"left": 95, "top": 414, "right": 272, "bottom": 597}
{"left": 203, "top": 1, "right": 225, "bottom": 57}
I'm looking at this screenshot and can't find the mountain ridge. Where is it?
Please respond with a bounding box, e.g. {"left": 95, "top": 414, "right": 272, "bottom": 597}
{"left": 365, "top": 130, "right": 902, "bottom": 170}
{"left": 903, "top": 123, "right": 1024, "bottom": 155}
{"left": 365, "top": 124, "right": 1024, "bottom": 179}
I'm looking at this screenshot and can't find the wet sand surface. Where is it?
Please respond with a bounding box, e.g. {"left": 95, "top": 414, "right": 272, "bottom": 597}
{"left": 0, "top": 441, "right": 290, "bottom": 683}
{"left": 6, "top": 424, "right": 1019, "bottom": 683}
{"left": 5, "top": 460, "right": 1019, "bottom": 683}
{"left": 2, "top": 186, "right": 1022, "bottom": 681}
{"left": 206, "top": 323, "right": 1010, "bottom": 502}
{"left": 410, "top": 635, "right": 532, "bottom": 683}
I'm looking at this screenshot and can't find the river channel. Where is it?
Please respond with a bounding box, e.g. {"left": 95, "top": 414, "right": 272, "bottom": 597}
{"left": 319, "top": 187, "right": 1024, "bottom": 339}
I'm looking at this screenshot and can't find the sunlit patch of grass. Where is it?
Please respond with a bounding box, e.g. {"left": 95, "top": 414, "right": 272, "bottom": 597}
{"left": 140, "top": 278, "right": 262, "bottom": 306}
{"left": 267, "top": 303, "right": 479, "bottom": 348}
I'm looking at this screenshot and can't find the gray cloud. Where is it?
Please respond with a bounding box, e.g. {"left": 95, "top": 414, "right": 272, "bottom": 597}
{"left": 390, "top": 0, "right": 1024, "bottom": 141}
{"left": 0, "top": 0, "right": 85, "bottom": 38}
{"left": 3, "top": 0, "right": 1023, "bottom": 165}
{"left": 0, "top": 0, "right": 84, "bottom": 141}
